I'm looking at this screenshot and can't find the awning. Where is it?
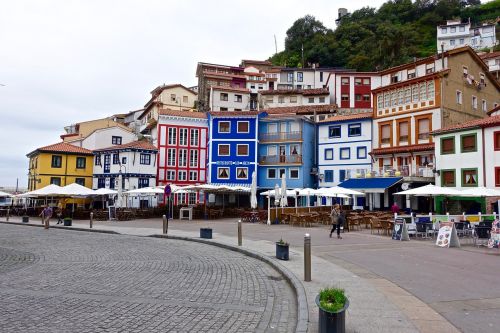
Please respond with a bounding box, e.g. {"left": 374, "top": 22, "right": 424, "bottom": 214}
{"left": 338, "top": 177, "right": 403, "bottom": 194}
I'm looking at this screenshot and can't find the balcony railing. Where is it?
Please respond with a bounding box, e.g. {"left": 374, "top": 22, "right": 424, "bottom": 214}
{"left": 260, "top": 154, "right": 302, "bottom": 165}
{"left": 338, "top": 166, "right": 435, "bottom": 180}
{"left": 259, "top": 131, "right": 302, "bottom": 142}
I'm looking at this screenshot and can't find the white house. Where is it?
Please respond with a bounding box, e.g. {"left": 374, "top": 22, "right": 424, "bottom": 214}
{"left": 259, "top": 88, "right": 330, "bottom": 109}
{"left": 76, "top": 127, "right": 137, "bottom": 151}
{"left": 437, "top": 19, "right": 497, "bottom": 52}
{"left": 93, "top": 140, "right": 158, "bottom": 208}
{"left": 210, "top": 86, "right": 251, "bottom": 111}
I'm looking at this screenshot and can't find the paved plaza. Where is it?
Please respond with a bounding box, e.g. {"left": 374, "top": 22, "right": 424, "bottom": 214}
{"left": 0, "top": 224, "right": 297, "bottom": 333}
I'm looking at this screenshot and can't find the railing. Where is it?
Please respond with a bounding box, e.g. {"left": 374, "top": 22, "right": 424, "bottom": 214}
{"left": 342, "top": 166, "right": 435, "bottom": 179}
{"left": 259, "top": 131, "right": 302, "bottom": 142}
{"left": 260, "top": 154, "right": 302, "bottom": 165}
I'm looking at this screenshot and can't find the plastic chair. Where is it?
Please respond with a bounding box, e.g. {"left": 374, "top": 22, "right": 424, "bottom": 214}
{"left": 415, "top": 223, "right": 428, "bottom": 238}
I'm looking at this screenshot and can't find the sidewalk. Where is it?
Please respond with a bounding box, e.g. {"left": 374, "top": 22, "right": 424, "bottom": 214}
{"left": 2, "top": 217, "right": 459, "bottom": 333}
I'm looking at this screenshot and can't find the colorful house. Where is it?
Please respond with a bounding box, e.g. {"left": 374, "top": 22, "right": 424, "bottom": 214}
{"left": 26, "top": 142, "right": 93, "bottom": 191}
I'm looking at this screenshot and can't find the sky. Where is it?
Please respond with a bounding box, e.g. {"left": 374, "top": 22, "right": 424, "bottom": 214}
{"left": 0, "top": 0, "right": 389, "bottom": 188}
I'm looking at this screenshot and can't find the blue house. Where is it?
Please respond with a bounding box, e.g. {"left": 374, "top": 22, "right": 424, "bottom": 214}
{"left": 207, "top": 112, "right": 260, "bottom": 190}
{"left": 257, "top": 114, "right": 315, "bottom": 206}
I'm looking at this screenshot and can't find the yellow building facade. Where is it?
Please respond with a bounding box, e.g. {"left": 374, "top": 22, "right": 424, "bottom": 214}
{"left": 27, "top": 142, "right": 94, "bottom": 191}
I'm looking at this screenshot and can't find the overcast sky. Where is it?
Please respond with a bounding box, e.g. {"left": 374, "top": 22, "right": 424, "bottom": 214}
{"left": 0, "top": 0, "right": 391, "bottom": 188}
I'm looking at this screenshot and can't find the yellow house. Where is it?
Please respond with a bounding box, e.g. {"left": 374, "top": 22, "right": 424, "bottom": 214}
{"left": 26, "top": 142, "right": 94, "bottom": 191}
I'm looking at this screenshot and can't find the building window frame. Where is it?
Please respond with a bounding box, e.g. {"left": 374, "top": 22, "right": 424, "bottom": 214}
{"left": 441, "top": 169, "right": 456, "bottom": 187}
{"left": 328, "top": 125, "right": 341, "bottom": 138}
{"left": 324, "top": 170, "right": 333, "bottom": 183}
{"left": 217, "top": 167, "right": 230, "bottom": 179}
{"left": 267, "top": 168, "right": 276, "bottom": 179}
{"left": 324, "top": 148, "right": 334, "bottom": 160}
{"left": 357, "top": 146, "right": 367, "bottom": 159}
{"left": 289, "top": 168, "right": 299, "bottom": 179}
{"left": 348, "top": 123, "right": 361, "bottom": 137}
{"left": 441, "top": 137, "right": 455, "bottom": 155}
{"left": 51, "top": 155, "right": 62, "bottom": 168}
{"left": 218, "top": 121, "right": 230, "bottom": 133}
{"left": 460, "top": 133, "right": 477, "bottom": 153}
{"left": 236, "top": 167, "right": 248, "bottom": 180}
{"left": 237, "top": 121, "right": 249, "bottom": 133}
{"left": 112, "top": 136, "right": 122, "bottom": 145}
{"left": 461, "top": 168, "right": 479, "bottom": 187}
{"left": 139, "top": 153, "right": 151, "bottom": 165}
{"left": 50, "top": 177, "right": 61, "bottom": 186}
{"left": 236, "top": 144, "right": 249, "bottom": 156}
{"left": 218, "top": 144, "right": 230, "bottom": 156}
{"left": 76, "top": 157, "right": 86, "bottom": 169}
{"left": 339, "top": 147, "right": 350, "bottom": 160}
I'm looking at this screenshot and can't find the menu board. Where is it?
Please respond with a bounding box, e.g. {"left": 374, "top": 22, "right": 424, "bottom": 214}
{"left": 436, "top": 222, "right": 460, "bottom": 248}
{"left": 488, "top": 220, "right": 500, "bottom": 249}
{"left": 392, "top": 218, "right": 404, "bottom": 240}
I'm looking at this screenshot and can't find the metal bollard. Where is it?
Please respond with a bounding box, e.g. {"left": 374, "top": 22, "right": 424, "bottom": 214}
{"left": 162, "top": 215, "right": 167, "bottom": 234}
{"left": 6, "top": 208, "right": 9, "bottom": 222}
{"left": 304, "top": 233, "right": 311, "bottom": 282}
{"left": 238, "top": 219, "right": 242, "bottom": 246}
{"left": 90, "top": 212, "right": 93, "bottom": 229}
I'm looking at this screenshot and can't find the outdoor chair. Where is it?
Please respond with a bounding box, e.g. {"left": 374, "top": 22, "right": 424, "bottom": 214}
{"left": 415, "top": 222, "right": 428, "bottom": 238}
{"left": 349, "top": 217, "right": 361, "bottom": 231}
{"left": 370, "top": 217, "right": 383, "bottom": 234}
{"left": 473, "top": 225, "right": 491, "bottom": 247}
{"left": 454, "top": 222, "right": 466, "bottom": 237}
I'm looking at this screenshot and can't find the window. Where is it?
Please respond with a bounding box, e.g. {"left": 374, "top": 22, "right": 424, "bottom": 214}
{"left": 381, "top": 124, "right": 391, "bottom": 145}
{"left": 97, "top": 178, "right": 105, "bottom": 188}
{"left": 140, "top": 153, "right": 151, "bottom": 165}
{"left": 190, "top": 129, "right": 199, "bottom": 146}
{"left": 412, "top": 85, "right": 419, "bottom": 102}
{"left": 290, "top": 96, "right": 297, "bottom": 103}
{"left": 112, "top": 136, "right": 122, "bottom": 145}
{"left": 341, "top": 94, "right": 349, "bottom": 101}
{"left": 166, "top": 170, "right": 175, "bottom": 181}
{"left": 109, "top": 177, "right": 115, "bottom": 189}
{"left": 495, "top": 167, "right": 500, "bottom": 187}
{"left": 237, "top": 144, "right": 249, "bottom": 156}
{"left": 391, "top": 92, "right": 397, "bottom": 106}
{"left": 450, "top": 27, "right": 456, "bottom": 33}
{"left": 218, "top": 144, "right": 230, "bottom": 156}
{"left": 189, "top": 150, "right": 198, "bottom": 167}
{"left": 122, "top": 157, "right": 127, "bottom": 164}
{"left": 357, "top": 147, "right": 367, "bottom": 159}
{"left": 461, "top": 134, "right": 477, "bottom": 153}
{"left": 427, "top": 81, "right": 435, "bottom": 100}
{"left": 218, "top": 121, "right": 230, "bottom": 133}
{"left": 237, "top": 121, "right": 249, "bottom": 133}
{"left": 398, "top": 121, "right": 409, "bottom": 143}
{"left": 441, "top": 137, "right": 455, "bottom": 154}
{"left": 319, "top": 97, "right": 325, "bottom": 103}
{"left": 339, "top": 170, "right": 346, "bottom": 182}
{"left": 348, "top": 123, "right": 361, "bottom": 137}
{"left": 179, "top": 128, "right": 188, "bottom": 146}
{"left": 94, "top": 155, "right": 101, "bottom": 166}
{"left": 320, "top": 72, "right": 323, "bottom": 82}
{"left": 456, "top": 90, "right": 462, "bottom": 104}
{"left": 340, "top": 148, "right": 350, "bottom": 160}
{"left": 459, "top": 25, "right": 465, "bottom": 32}
{"left": 390, "top": 73, "right": 399, "bottom": 83}
{"left": 297, "top": 72, "right": 303, "bottom": 82}
{"left": 363, "top": 94, "right": 370, "bottom": 102}
{"left": 279, "top": 168, "right": 286, "bottom": 178}
{"left": 355, "top": 94, "right": 362, "bottom": 101}
{"left": 170, "top": 93, "right": 176, "bottom": 102}
{"left": 236, "top": 167, "right": 248, "bottom": 179}
{"left": 462, "top": 169, "right": 478, "bottom": 187}
{"left": 480, "top": 73, "right": 485, "bottom": 85}
{"left": 220, "top": 93, "right": 228, "bottom": 101}
{"left": 324, "top": 170, "right": 333, "bottom": 183}
{"left": 168, "top": 128, "right": 177, "bottom": 145}
{"left": 441, "top": 170, "right": 455, "bottom": 187}
{"left": 426, "top": 63, "right": 435, "bottom": 74}
{"left": 278, "top": 96, "right": 285, "bottom": 103}
{"left": 472, "top": 96, "right": 477, "bottom": 110}
{"left": 405, "top": 87, "right": 411, "bottom": 103}
{"left": 189, "top": 171, "right": 198, "bottom": 181}
{"left": 76, "top": 157, "right": 86, "bottom": 169}
{"left": 407, "top": 69, "right": 416, "bottom": 79}
{"left": 377, "top": 95, "right": 384, "bottom": 109}
{"left": 419, "top": 83, "right": 427, "bottom": 101}
{"left": 112, "top": 154, "right": 119, "bottom": 165}
{"left": 355, "top": 78, "right": 362, "bottom": 85}
{"left": 167, "top": 148, "right": 176, "bottom": 166}
{"left": 234, "top": 94, "right": 242, "bottom": 102}
{"left": 183, "top": 96, "right": 188, "bottom": 104}
{"left": 341, "top": 77, "right": 349, "bottom": 85}
{"left": 178, "top": 171, "right": 187, "bottom": 181}
{"left": 290, "top": 168, "right": 299, "bottom": 179}
{"left": 287, "top": 73, "right": 293, "bottom": 82}
{"left": 138, "top": 178, "right": 149, "bottom": 188}
{"left": 50, "top": 177, "right": 61, "bottom": 186}
{"left": 220, "top": 107, "right": 228, "bottom": 111}
{"left": 51, "top": 155, "right": 62, "bottom": 168}
{"left": 178, "top": 149, "right": 187, "bottom": 167}
{"left": 441, "top": 27, "right": 447, "bottom": 34}
{"left": 266, "top": 96, "right": 273, "bottom": 104}
{"left": 463, "top": 66, "right": 468, "bottom": 77}
{"left": 290, "top": 144, "right": 300, "bottom": 155}
{"left": 324, "top": 148, "right": 333, "bottom": 160}
{"left": 363, "top": 78, "right": 370, "bottom": 85}
{"left": 494, "top": 131, "right": 500, "bottom": 151}
{"left": 450, "top": 39, "right": 455, "bottom": 46}
{"left": 267, "top": 169, "right": 276, "bottom": 179}
{"left": 417, "top": 118, "right": 430, "bottom": 140}
{"left": 328, "top": 125, "right": 341, "bottom": 138}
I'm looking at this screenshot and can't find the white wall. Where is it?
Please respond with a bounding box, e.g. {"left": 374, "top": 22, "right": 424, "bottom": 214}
{"left": 211, "top": 90, "right": 250, "bottom": 111}
{"left": 484, "top": 126, "right": 500, "bottom": 188}
{"left": 79, "top": 127, "right": 137, "bottom": 150}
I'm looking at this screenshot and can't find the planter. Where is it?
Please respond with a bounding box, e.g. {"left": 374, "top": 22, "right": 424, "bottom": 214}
{"left": 22, "top": 216, "right": 29, "bottom": 223}
{"left": 63, "top": 218, "right": 72, "bottom": 226}
{"left": 275, "top": 243, "right": 289, "bottom": 260}
{"left": 200, "top": 228, "right": 212, "bottom": 239}
{"left": 316, "top": 294, "right": 349, "bottom": 333}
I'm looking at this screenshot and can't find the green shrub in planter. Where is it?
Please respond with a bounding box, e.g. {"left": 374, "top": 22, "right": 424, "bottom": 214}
{"left": 63, "top": 217, "right": 72, "bottom": 226}
{"left": 316, "top": 287, "right": 349, "bottom": 333}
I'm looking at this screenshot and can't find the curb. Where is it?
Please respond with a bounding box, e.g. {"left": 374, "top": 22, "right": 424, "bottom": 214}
{"left": 0, "top": 220, "right": 308, "bottom": 333}
{"left": 151, "top": 234, "right": 309, "bottom": 333}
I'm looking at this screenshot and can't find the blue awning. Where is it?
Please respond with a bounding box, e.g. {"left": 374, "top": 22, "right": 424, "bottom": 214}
{"left": 338, "top": 177, "right": 402, "bottom": 193}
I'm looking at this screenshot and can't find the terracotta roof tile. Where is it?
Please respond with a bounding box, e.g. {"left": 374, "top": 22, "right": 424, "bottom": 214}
{"left": 264, "top": 104, "right": 338, "bottom": 115}
{"left": 480, "top": 51, "right": 500, "bottom": 60}
{"left": 260, "top": 88, "right": 329, "bottom": 96}
{"left": 371, "top": 143, "right": 435, "bottom": 155}
{"left": 30, "top": 142, "right": 93, "bottom": 156}
{"left": 431, "top": 115, "right": 500, "bottom": 135}
{"left": 209, "top": 111, "right": 260, "bottom": 117}
{"left": 95, "top": 140, "right": 158, "bottom": 152}
{"left": 318, "top": 112, "right": 373, "bottom": 123}
{"left": 158, "top": 109, "right": 207, "bottom": 119}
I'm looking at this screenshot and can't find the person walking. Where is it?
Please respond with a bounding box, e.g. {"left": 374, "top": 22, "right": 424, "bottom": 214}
{"left": 40, "top": 206, "right": 53, "bottom": 225}
{"left": 329, "top": 204, "right": 343, "bottom": 239}
{"left": 55, "top": 204, "right": 63, "bottom": 224}
{"left": 391, "top": 202, "right": 400, "bottom": 214}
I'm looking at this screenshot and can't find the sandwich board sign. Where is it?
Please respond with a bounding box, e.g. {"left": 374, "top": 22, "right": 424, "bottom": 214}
{"left": 436, "top": 222, "right": 460, "bottom": 248}
{"left": 392, "top": 218, "right": 410, "bottom": 241}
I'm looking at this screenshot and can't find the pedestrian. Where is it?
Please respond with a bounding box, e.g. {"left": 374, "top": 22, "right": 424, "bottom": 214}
{"left": 391, "top": 202, "right": 400, "bottom": 214}
{"left": 56, "top": 205, "right": 63, "bottom": 224}
{"left": 40, "top": 206, "right": 53, "bottom": 225}
{"left": 329, "top": 204, "right": 342, "bottom": 239}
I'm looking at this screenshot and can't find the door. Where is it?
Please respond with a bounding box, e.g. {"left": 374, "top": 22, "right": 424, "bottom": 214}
{"left": 279, "top": 145, "right": 286, "bottom": 163}
{"left": 104, "top": 154, "right": 111, "bottom": 173}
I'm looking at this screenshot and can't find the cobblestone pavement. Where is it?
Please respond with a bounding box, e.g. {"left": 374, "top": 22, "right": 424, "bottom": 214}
{"left": 0, "top": 224, "right": 297, "bottom": 333}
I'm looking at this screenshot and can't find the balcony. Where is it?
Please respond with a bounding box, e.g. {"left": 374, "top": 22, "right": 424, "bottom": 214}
{"left": 341, "top": 166, "right": 435, "bottom": 180}
{"left": 259, "top": 131, "right": 302, "bottom": 143}
{"left": 260, "top": 154, "right": 302, "bottom": 165}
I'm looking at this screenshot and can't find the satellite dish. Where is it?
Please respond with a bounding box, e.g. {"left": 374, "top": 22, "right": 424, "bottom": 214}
{"left": 401, "top": 183, "right": 410, "bottom": 191}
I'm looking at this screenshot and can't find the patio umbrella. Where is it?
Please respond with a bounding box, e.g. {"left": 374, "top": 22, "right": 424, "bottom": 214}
{"left": 393, "top": 184, "right": 462, "bottom": 196}
{"left": 280, "top": 174, "right": 288, "bottom": 208}
{"left": 250, "top": 171, "right": 257, "bottom": 209}
{"left": 116, "top": 174, "right": 123, "bottom": 208}
{"left": 274, "top": 184, "right": 280, "bottom": 224}
{"left": 0, "top": 190, "right": 13, "bottom": 197}
{"left": 93, "top": 188, "right": 117, "bottom": 195}
{"left": 59, "top": 183, "right": 95, "bottom": 196}
{"left": 316, "top": 186, "right": 365, "bottom": 197}
{"left": 16, "top": 184, "right": 63, "bottom": 197}
{"left": 459, "top": 187, "right": 500, "bottom": 197}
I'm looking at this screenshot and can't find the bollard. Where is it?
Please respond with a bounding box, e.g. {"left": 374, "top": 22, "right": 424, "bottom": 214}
{"left": 90, "top": 212, "right": 93, "bottom": 229}
{"left": 6, "top": 208, "right": 9, "bottom": 222}
{"left": 304, "top": 233, "right": 311, "bottom": 282}
{"left": 238, "top": 219, "right": 242, "bottom": 246}
{"left": 162, "top": 215, "right": 167, "bottom": 235}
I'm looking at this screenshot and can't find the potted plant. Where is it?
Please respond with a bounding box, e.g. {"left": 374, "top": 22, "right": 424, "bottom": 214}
{"left": 63, "top": 217, "right": 72, "bottom": 226}
{"left": 200, "top": 227, "right": 212, "bottom": 239}
{"left": 316, "top": 287, "right": 349, "bottom": 333}
{"left": 275, "top": 238, "right": 289, "bottom": 260}
{"left": 22, "top": 215, "right": 29, "bottom": 223}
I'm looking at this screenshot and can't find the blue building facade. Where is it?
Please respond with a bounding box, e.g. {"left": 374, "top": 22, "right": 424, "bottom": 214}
{"left": 207, "top": 112, "right": 260, "bottom": 186}
{"left": 257, "top": 115, "right": 315, "bottom": 198}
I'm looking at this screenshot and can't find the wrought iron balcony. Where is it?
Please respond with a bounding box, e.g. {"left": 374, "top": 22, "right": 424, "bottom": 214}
{"left": 259, "top": 131, "right": 302, "bottom": 143}
{"left": 259, "top": 154, "right": 302, "bottom": 165}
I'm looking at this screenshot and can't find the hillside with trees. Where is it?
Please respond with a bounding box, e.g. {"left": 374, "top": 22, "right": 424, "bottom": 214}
{"left": 269, "top": 0, "right": 500, "bottom": 71}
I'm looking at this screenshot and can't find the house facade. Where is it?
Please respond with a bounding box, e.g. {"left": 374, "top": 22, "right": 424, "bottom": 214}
{"left": 437, "top": 19, "right": 497, "bottom": 52}
{"left": 259, "top": 88, "right": 330, "bottom": 109}
{"left": 156, "top": 109, "right": 208, "bottom": 205}
{"left": 27, "top": 142, "right": 93, "bottom": 191}
{"left": 210, "top": 86, "right": 251, "bottom": 111}
{"left": 61, "top": 118, "right": 134, "bottom": 146}
{"left": 329, "top": 72, "right": 381, "bottom": 111}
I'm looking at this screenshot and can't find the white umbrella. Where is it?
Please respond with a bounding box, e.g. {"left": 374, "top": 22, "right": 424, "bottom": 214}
{"left": 280, "top": 174, "right": 288, "bottom": 207}
{"left": 59, "top": 183, "right": 95, "bottom": 196}
{"left": 459, "top": 186, "right": 500, "bottom": 197}
{"left": 317, "top": 186, "right": 365, "bottom": 197}
{"left": 0, "top": 190, "right": 13, "bottom": 197}
{"left": 116, "top": 174, "right": 123, "bottom": 208}
{"left": 17, "top": 184, "right": 63, "bottom": 197}
{"left": 394, "top": 184, "right": 462, "bottom": 196}
{"left": 93, "top": 188, "right": 117, "bottom": 195}
{"left": 250, "top": 171, "right": 257, "bottom": 209}
{"left": 125, "top": 187, "right": 164, "bottom": 195}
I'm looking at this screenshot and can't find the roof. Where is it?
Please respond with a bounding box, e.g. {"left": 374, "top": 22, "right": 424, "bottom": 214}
{"left": 431, "top": 115, "right": 500, "bottom": 135}
{"left": 318, "top": 112, "right": 373, "bottom": 123}
{"left": 487, "top": 105, "right": 500, "bottom": 116}
{"left": 144, "top": 84, "right": 197, "bottom": 108}
{"left": 264, "top": 104, "right": 338, "bottom": 115}
{"left": 370, "top": 143, "right": 435, "bottom": 155}
{"left": 260, "top": 88, "right": 329, "bottom": 96}
{"left": 208, "top": 111, "right": 260, "bottom": 117}
{"left": 211, "top": 86, "right": 250, "bottom": 93}
{"left": 338, "top": 177, "right": 402, "bottom": 192}
{"left": 480, "top": 51, "right": 500, "bottom": 60}
{"left": 27, "top": 142, "right": 93, "bottom": 157}
{"left": 158, "top": 109, "right": 207, "bottom": 119}
{"left": 94, "top": 140, "right": 158, "bottom": 152}
{"left": 241, "top": 59, "right": 272, "bottom": 65}
{"left": 202, "top": 71, "right": 247, "bottom": 80}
